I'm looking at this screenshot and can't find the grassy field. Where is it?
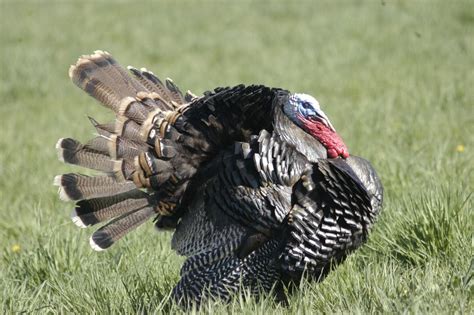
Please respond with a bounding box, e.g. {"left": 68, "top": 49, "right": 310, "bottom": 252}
{"left": 1, "top": 0, "right": 473, "bottom": 313}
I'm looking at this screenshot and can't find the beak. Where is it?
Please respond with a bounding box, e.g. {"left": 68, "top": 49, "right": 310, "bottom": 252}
{"left": 315, "top": 109, "right": 336, "bottom": 132}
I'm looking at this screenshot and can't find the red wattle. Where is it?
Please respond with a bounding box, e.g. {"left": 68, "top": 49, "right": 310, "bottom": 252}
{"left": 298, "top": 115, "right": 349, "bottom": 159}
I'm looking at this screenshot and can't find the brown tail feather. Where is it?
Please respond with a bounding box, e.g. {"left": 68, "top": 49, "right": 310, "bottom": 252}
{"left": 88, "top": 116, "right": 115, "bottom": 137}
{"left": 112, "top": 159, "right": 135, "bottom": 182}
{"left": 54, "top": 174, "right": 136, "bottom": 201}
{"left": 69, "top": 51, "right": 148, "bottom": 108}
{"left": 107, "top": 134, "right": 149, "bottom": 160}
{"left": 85, "top": 136, "right": 110, "bottom": 154}
{"left": 56, "top": 138, "right": 115, "bottom": 172}
{"left": 115, "top": 116, "right": 143, "bottom": 141}
{"left": 165, "top": 78, "right": 185, "bottom": 105}
{"left": 72, "top": 189, "right": 151, "bottom": 228}
{"left": 94, "top": 52, "right": 148, "bottom": 94}
{"left": 127, "top": 66, "right": 179, "bottom": 110}
{"left": 89, "top": 206, "right": 155, "bottom": 251}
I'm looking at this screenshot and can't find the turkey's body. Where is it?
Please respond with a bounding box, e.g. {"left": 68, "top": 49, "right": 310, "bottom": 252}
{"left": 54, "top": 51, "right": 383, "bottom": 306}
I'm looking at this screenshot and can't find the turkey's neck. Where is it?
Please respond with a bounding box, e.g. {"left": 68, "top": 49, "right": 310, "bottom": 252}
{"left": 273, "top": 106, "right": 327, "bottom": 163}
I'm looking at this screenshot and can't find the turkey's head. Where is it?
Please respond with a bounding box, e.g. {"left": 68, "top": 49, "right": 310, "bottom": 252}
{"left": 283, "top": 93, "right": 349, "bottom": 159}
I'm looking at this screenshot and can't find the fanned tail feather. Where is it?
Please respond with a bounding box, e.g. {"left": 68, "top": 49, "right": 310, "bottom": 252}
{"left": 56, "top": 51, "right": 194, "bottom": 250}
{"left": 115, "top": 116, "right": 143, "bottom": 141}
{"left": 127, "top": 66, "right": 179, "bottom": 110}
{"left": 164, "top": 78, "right": 186, "bottom": 105}
{"left": 88, "top": 116, "right": 115, "bottom": 137}
{"left": 72, "top": 189, "right": 151, "bottom": 228}
{"left": 68, "top": 50, "right": 147, "bottom": 112}
{"left": 56, "top": 138, "right": 113, "bottom": 172}
{"left": 107, "top": 134, "right": 149, "bottom": 160}
{"left": 54, "top": 174, "right": 136, "bottom": 201}
{"left": 90, "top": 206, "right": 155, "bottom": 251}
{"left": 55, "top": 136, "right": 141, "bottom": 179}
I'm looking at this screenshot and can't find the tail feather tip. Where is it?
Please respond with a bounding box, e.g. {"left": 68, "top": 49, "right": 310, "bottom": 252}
{"left": 53, "top": 175, "right": 74, "bottom": 201}
{"left": 55, "top": 138, "right": 65, "bottom": 149}
{"left": 55, "top": 138, "right": 66, "bottom": 162}
{"left": 59, "top": 188, "right": 72, "bottom": 202}
{"left": 89, "top": 235, "right": 107, "bottom": 251}
{"left": 71, "top": 212, "right": 88, "bottom": 228}
{"left": 68, "top": 64, "right": 76, "bottom": 79}
{"left": 53, "top": 175, "right": 62, "bottom": 186}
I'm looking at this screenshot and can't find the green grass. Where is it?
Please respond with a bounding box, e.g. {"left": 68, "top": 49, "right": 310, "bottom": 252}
{"left": 1, "top": 0, "right": 473, "bottom": 313}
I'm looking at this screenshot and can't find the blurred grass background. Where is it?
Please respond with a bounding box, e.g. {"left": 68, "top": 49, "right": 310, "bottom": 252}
{"left": 0, "top": 0, "right": 473, "bottom": 313}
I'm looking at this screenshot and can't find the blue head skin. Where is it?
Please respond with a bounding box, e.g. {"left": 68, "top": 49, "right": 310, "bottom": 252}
{"left": 283, "top": 93, "right": 335, "bottom": 131}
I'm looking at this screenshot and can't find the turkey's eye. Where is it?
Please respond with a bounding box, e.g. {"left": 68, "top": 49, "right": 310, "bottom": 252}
{"left": 301, "top": 102, "right": 311, "bottom": 109}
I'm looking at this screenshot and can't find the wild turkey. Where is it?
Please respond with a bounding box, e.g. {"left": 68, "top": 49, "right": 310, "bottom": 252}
{"left": 54, "top": 51, "right": 383, "bottom": 305}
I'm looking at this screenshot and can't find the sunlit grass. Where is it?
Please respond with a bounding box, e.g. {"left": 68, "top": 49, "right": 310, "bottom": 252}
{"left": 1, "top": 0, "right": 473, "bottom": 313}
